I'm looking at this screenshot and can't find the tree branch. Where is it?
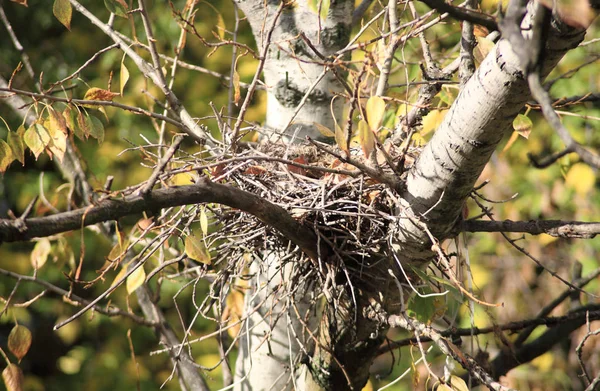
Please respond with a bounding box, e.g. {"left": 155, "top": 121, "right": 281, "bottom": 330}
{"left": 460, "top": 219, "right": 600, "bottom": 238}
{"left": 0, "top": 178, "right": 324, "bottom": 261}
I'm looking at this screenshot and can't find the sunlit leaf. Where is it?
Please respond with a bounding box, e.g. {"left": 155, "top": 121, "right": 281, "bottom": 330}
{"left": 8, "top": 325, "right": 32, "bottom": 362}
{"left": 449, "top": 375, "right": 469, "bottom": 391}
{"left": 8, "top": 125, "right": 25, "bottom": 165}
{"left": 366, "top": 96, "right": 386, "bottom": 132}
{"left": 223, "top": 289, "right": 244, "bottom": 339}
{"left": 232, "top": 70, "right": 241, "bottom": 105}
{"left": 565, "top": 163, "right": 595, "bottom": 195}
{"left": 104, "top": 0, "right": 129, "bottom": 17}
{"left": 0, "top": 140, "right": 15, "bottom": 173}
{"left": 200, "top": 207, "right": 209, "bottom": 236}
{"left": 24, "top": 124, "right": 51, "bottom": 159}
{"left": 120, "top": 60, "right": 129, "bottom": 96}
{"left": 126, "top": 266, "right": 146, "bottom": 294}
{"left": 357, "top": 119, "right": 374, "bottom": 158}
{"left": 513, "top": 114, "right": 532, "bottom": 139}
{"left": 110, "top": 267, "right": 128, "bottom": 289}
{"left": 185, "top": 234, "right": 211, "bottom": 264}
{"left": 334, "top": 124, "right": 348, "bottom": 155}
{"left": 2, "top": 364, "right": 24, "bottom": 391}
{"left": 474, "top": 36, "right": 495, "bottom": 64}
{"left": 53, "top": 0, "right": 72, "bottom": 30}
{"left": 313, "top": 122, "right": 335, "bottom": 138}
{"left": 31, "top": 238, "right": 51, "bottom": 269}
{"left": 47, "top": 111, "right": 68, "bottom": 163}
{"left": 83, "top": 87, "right": 119, "bottom": 103}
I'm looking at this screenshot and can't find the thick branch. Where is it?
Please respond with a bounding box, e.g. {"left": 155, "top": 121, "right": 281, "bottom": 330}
{"left": 460, "top": 219, "right": 600, "bottom": 238}
{"left": 0, "top": 178, "right": 323, "bottom": 261}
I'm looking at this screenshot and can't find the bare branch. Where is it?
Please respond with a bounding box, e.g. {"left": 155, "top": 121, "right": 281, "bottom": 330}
{"left": 460, "top": 219, "right": 600, "bottom": 239}
{"left": 0, "top": 178, "right": 324, "bottom": 261}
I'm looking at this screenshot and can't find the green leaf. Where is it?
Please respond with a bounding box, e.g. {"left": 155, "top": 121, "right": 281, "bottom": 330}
{"left": 24, "top": 124, "right": 51, "bottom": 159}
{"left": 512, "top": 114, "right": 533, "bottom": 139}
{"left": 53, "top": 0, "right": 72, "bottom": 30}
{"left": 8, "top": 325, "right": 32, "bottom": 362}
{"left": 365, "top": 96, "right": 386, "bottom": 132}
{"left": 104, "top": 0, "right": 128, "bottom": 17}
{"left": 8, "top": 125, "right": 26, "bottom": 165}
{"left": 0, "top": 140, "right": 15, "bottom": 173}
{"left": 185, "top": 234, "right": 211, "bottom": 264}
{"left": 88, "top": 115, "right": 105, "bottom": 144}
{"left": 126, "top": 266, "right": 146, "bottom": 294}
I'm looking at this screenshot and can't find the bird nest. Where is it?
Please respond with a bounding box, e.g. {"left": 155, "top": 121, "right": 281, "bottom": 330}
{"left": 189, "top": 141, "right": 405, "bottom": 287}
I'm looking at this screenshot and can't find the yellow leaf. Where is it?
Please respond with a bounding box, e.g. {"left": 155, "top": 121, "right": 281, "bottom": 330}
{"left": 120, "top": 59, "right": 130, "bottom": 96}
{"left": 313, "top": 122, "right": 335, "bottom": 138}
{"left": 47, "top": 115, "right": 68, "bottom": 163}
{"left": 365, "top": 96, "right": 386, "bottom": 132}
{"left": 126, "top": 266, "right": 146, "bottom": 294}
{"left": 110, "top": 267, "right": 128, "bottom": 289}
{"left": 449, "top": 375, "right": 469, "bottom": 391}
{"left": 8, "top": 325, "right": 32, "bottom": 362}
{"left": 232, "top": 70, "right": 241, "bottom": 105}
{"left": 53, "top": 0, "right": 72, "bottom": 30}
{"left": 185, "top": 234, "right": 211, "bottom": 264}
{"left": 224, "top": 289, "right": 244, "bottom": 339}
{"left": 48, "top": 108, "right": 68, "bottom": 135}
{"left": 565, "top": 163, "right": 596, "bottom": 195}
{"left": 421, "top": 110, "right": 446, "bottom": 135}
{"left": 31, "top": 238, "right": 51, "bottom": 269}
{"left": 334, "top": 124, "right": 348, "bottom": 155}
{"left": 0, "top": 140, "right": 15, "bottom": 173}
{"left": 24, "top": 124, "right": 51, "bottom": 159}
{"left": 357, "top": 119, "right": 374, "bottom": 158}
{"left": 512, "top": 114, "right": 532, "bottom": 139}
{"left": 200, "top": 207, "right": 209, "bottom": 236}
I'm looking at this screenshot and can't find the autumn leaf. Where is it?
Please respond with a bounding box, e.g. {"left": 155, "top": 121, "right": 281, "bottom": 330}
{"left": 365, "top": 96, "right": 386, "bottom": 132}
{"left": 313, "top": 122, "right": 335, "bottom": 138}
{"left": 357, "top": 119, "right": 375, "bottom": 158}
{"left": 24, "top": 124, "right": 51, "bottom": 160}
{"left": 126, "top": 266, "right": 146, "bottom": 294}
{"left": 232, "top": 70, "right": 241, "bottom": 105}
{"left": 185, "top": 234, "right": 211, "bottom": 264}
{"left": 0, "top": 140, "right": 15, "bottom": 173}
{"left": 200, "top": 207, "right": 209, "bottom": 236}
{"left": 8, "top": 125, "right": 25, "bottom": 165}
{"left": 120, "top": 59, "right": 130, "bottom": 96}
{"left": 565, "top": 163, "right": 596, "bottom": 195}
{"left": 31, "top": 238, "right": 51, "bottom": 269}
{"left": 2, "top": 364, "right": 24, "bottom": 391}
{"left": 8, "top": 325, "right": 32, "bottom": 362}
{"left": 334, "top": 124, "right": 349, "bottom": 155}
{"left": 53, "top": 0, "right": 72, "bottom": 30}
{"left": 83, "top": 87, "right": 119, "bottom": 103}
